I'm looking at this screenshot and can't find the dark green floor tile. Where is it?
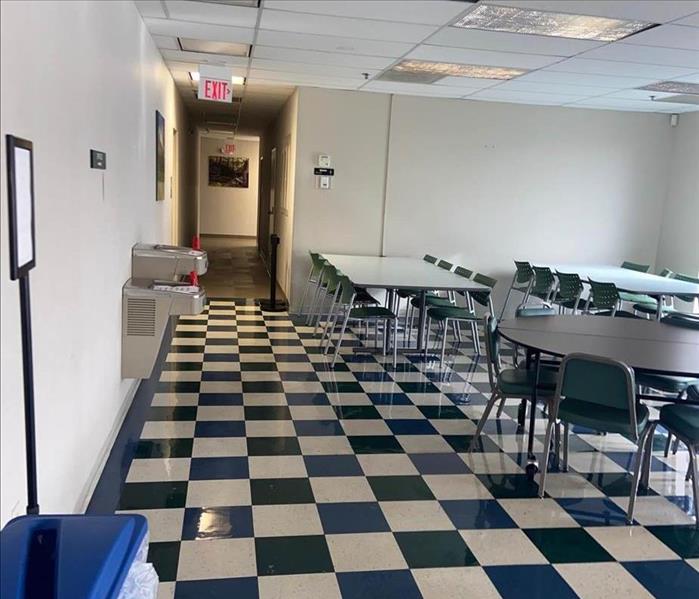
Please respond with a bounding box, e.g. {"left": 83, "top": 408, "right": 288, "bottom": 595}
{"left": 162, "top": 362, "right": 202, "bottom": 371}
{"left": 247, "top": 437, "right": 301, "bottom": 456}
{"left": 647, "top": 525, "right": 699, "bottom": 559}
{"left": 147, "top": 406, "right": 198, "bottom": 421}
{"left": 133, "top": 438, "right": 193, "bottom": 459}
{"left": 322, "top": 381, "right": 365, "bottom": 393}
{"left": 333, "top": 405, "right": 382, "bottom": 419}
{"left": 475, "top": 474, "right": 539, "bottom": 499}
{"left": 244, "top": 406, "right": 292, "bottom": 420}
{"left": 156, "top": 381, "right": 200, "bottom": 393}
{"left": 395, "top": 530, "right": 477, "bottom": 568}
{"left": 585, "top": 472, "right": 657, "bottom": 497}
{"left": 242, "top": 381, "right": 285, "bottom": 393}
{"left": 445, "top": 435, "right": 501, "bottom": 453}
{"left": 348, "top": 435, "right": 404, "bottom": 454}
{"left": 118, "top": 481, "right": 188, "bottom": 510}
{"left": 368, "top": 476, "right": 434, "bottom": 501}
{"left": 147, "top": 541, "right": 180, "bottom": 582}
{"left": 240, "top": 362, "right": 278, "bottom": 371}
{"left": 524, "top": 528, "right": 614, "bottom": 564}
{"left": 256, "top": 535, "right": 333, "bottom": 575}
{"left": 251, "top": 478, "right": 315, "bottom": 505}
{"left": 418, "top": 405, "right": 467, "bottom": 419}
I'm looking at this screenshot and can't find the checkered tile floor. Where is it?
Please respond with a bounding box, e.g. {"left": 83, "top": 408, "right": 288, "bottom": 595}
{"left": 101, "top": 299, "right": 699, "bottom": 599}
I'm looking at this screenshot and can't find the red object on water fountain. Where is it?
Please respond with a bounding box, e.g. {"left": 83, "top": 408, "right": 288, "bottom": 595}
{"left": 189, "top": 271, "right": 198, "bottom": 286}
{"left": 192, "top": 235, "right": 201, "bottom": 250}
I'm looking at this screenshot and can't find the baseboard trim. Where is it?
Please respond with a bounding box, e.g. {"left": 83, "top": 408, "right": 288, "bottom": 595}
{"left": 74, "top": 379, "right": 139, "bottom": 514}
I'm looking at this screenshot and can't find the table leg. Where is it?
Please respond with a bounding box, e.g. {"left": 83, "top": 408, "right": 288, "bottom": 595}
{"left": 416, "top": 290, "right": 427, "bottom": 352}
{"left": 525, "top": 351, "right": 541, "bottom": 480}
{"left": 656, "top": 295, "right": 664, "bottom": 321}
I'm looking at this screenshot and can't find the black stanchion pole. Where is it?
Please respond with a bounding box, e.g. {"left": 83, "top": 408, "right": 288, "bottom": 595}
{"left": 258, "top": 234, "right": 288, "bottom": 312}
{"left": 19, "top": 275, "right": 39, "bottom": 514}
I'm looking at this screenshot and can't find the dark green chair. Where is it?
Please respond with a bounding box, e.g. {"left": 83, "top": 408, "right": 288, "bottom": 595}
{"left": 553, "top": 271, "right": 585, "bottom": 313}
{"left": 663, "top": 312, "right": 699, "bottom": 330}
{"left": 300, "top": 252, "right": 326, "bottom": 318}
{"left": 621, "top": 261, "right": 650, "bottom": 273}
{"left": 306, "top": 257, "right": 330, "bottom": 325}
{"left": 629, "top": 404, "right": 699, "bottom": 526}
{"left": 469, "top": 315, "right": 558, "bottom": 452}
{"left": 672, "top": 272, "right": 699, "bottom": 311}
{"left": 499, "top": 261, "right": 534, "bottom": 318}
{"left": 539, "top": 354, "right": 648, "bottom": 501}
{"left": 526, "top": 266, "right": 557, "bottom": 304}
{"left": 587, "top": 280, "right": 641, "bottom": 318}
{"left": 630, "top": 268, "right": 674, "bottom": 316}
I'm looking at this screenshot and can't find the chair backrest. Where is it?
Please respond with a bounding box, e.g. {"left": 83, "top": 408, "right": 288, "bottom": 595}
{"left": 323, "top": 265, "right": 341, "bottom": 294}
{"left": 589, "top": 280, "right": 620, "bottom": 311}
{"left": 662, "top": 313, "right": 699, "bottom": 330}
{"left": 310, "top": 253, "right": 327, "bottom": 277}
{"left": 454, "top": 266, "right": 473, "bottom": 279}
{"left": 531, "top": 266, "right": 556, "bottom": 299}
{"left": 483, "top": 315, "right": 501, "bottom": 387}
{"left": 471, "top": 273, "right": 497, "bottom": 308}
{"left": 621, "top": 261, "right": 650, "bottom": 273}
{"left": 555, "top": 271, "right": 583, "bottom": 302}
{"left": 672, "top": 272, "right": 699, "bottom": 304}
{"left": 554, "top": 353, "right": 638, "bottom": 439}
{"left": 514, "top": 261, "right": 534, "bottom": 285}
{"left": 423, "top": 254, "right": 438, "bottom": 264}
{"left": 338, "top": 275, "right": 357, "bottom": 305}
{"left": 437, "top": 260, "right": 453, "bottom": 271}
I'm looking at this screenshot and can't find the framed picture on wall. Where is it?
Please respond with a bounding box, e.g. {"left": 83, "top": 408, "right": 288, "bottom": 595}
{"left": 208, "top": 156, "right": 249, "bottom": 188}
{"left": 155, "top": 110, "right": 165, "bottom": 202}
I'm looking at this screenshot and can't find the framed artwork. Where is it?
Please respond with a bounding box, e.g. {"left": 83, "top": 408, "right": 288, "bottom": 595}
{"left": 5, "top": 135, "right": 36, "bottom": 279}
{"left": 155, "top": 110, "right": 165, "bottom": 202}
{"left": 208, "top": 156, "right": 249, "bottom": 188}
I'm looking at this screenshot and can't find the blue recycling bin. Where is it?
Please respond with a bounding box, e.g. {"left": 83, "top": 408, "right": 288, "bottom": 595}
{"left": 1, "top": 514, "right": 148, "bottom": 599}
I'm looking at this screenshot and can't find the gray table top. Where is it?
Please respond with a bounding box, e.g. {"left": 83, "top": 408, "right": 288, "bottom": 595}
{"left": 322, "top": 254, "right": 491, "bottom": 292}
{"left": 534, "top": 264, "right": 699, "bottom": 297}
{"left": 499, "top": 315, "right": 699, "bottom": 377}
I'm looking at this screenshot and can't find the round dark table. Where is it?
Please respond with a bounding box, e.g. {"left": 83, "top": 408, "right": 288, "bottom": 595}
{"left": 497, "top": 315, "right": 699, "bottom": 478}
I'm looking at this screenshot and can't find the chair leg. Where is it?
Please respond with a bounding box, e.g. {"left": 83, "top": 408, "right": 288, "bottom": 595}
{"left": 687, "top": 445, "right": 699, "bottom": 528}
{"left": 499, "top": 277, "right": 515, "bottom": 319}
{"left": 664, "top": 433, "right": 673, "bottom": 457}
{"left": 468, "top": 392, "right": 503, "bottom": 452}
{"left": 562, "top": 422, "right": 569, "bottom": 472}
{"left": 640, "top": 424, "right": 657, "bottom": 489}
{"left": 538, "top": 417, "right": 556, "bottom": 498}
{"left": 440, "top": 319, "right": 448, "bottom": 366}
{"left": 496, "top": 397, "right": 507, "bottom": 418}
{"left": 423, "top": 317, "right": 432, "bottom": 359}
{"left": 393, "top": 316, "right": 398, "bottom": 369}
{"left": 306, "top": 281, "right": 322, "bottom": 325}
{"left": 331, "top": 310, "right": 351, "bottom": 367}
{"left": 627, "top": 422, "right": 656, "bottom": 523}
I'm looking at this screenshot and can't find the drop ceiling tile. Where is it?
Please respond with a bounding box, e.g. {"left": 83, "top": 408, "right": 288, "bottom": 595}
{"left": 671, "top": 72, "right": 699, "bottom": 83}
{"left": 491, "top": 79, "right": 613, "bottom": 96}
{"left": 546, "top": 57, "right": 697, "bottom": 79}
{"left": 568, "top": 97, "right": 673, "bottom": 111}
{"left": 164, "top": 0, "right": 259, "bottom": 28}
{"left": 426, "top": 27, "right": 604, "bottom": 57}
{"left": 579, "top": 44, "right": 699, "bottom": 69}
{"left": 252, "top": 46, "right": 394, "bottom": 70}
{"left": 153, "top": 35, "right": 181, "bottom": 50}
{"left": 481, "top": 0, "right": 699, "bottom": 23}
{"left": 672, "top": 13, "right": 699, "bottom": 27}
{"left": 432, "top": 76, "right": 503, "bottom": 89}
{"left": 135, "top": 1, "right": 168, "bottom": 19}
{"left": 467, "top": 89, "right": 586, "bottom": 104}
{"left": 408, "top": 45, "right": 562, "bottom": 69}
{"left": 262, "top": 1, "right": 469, "bottom": 26}
{"left": 254, "top": 30, "right": 413, "bottom": 58}
{"left": 621, "top": 24, "right": 699, "bottom": 51}
{"left": 517, "top": 69, "right": 668, "bottom": 89}
{"left": 259, "top": 9, "right": 438, "bottom": 43}
{"left": 161, "top": 49, "right": 248, "bottom": 68}
{"left": 144, "top": 17, "right": 255, "bottom": 44}
{"left": 600, "top": 89, "right": 677, "bottom": 101}
{"left": 363, "top": 81, "right": 467, "bottom": 97}
{"left": 247, "top": 69, "right": 363, "bottom": 87}
{"left": 251, "top": 58, "right": 379, "bottom": 80}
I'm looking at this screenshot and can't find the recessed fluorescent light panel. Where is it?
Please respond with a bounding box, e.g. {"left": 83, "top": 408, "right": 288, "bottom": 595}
{"left": 378, "top": 60, "right": 527, "bottom": 84}
{"left": 638, "top": 81, "right": 699, "bottom": 95}
{"left": 179, "top": 38, "right": 250, "bottom": 57}
{"left": 453, "top": 4, "right": 656, "bottom": 41}
{"left": 190, "top": 72, "right": 246, "bottom": 86}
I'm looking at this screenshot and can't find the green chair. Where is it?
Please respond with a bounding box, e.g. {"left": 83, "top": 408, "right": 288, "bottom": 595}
{"left": 306, "top": 257, "right": 330, "bottom": 325}
{"left": 469, "top": 315, "right": 558, "bottom": 451}
{"left": 328, "top": 276, "right": 398, "bottom": 368}
{"left": 539, "top": 354, "right": 648, "bottom": 501}
{"left": 662, "top": 312, "right": 699, "bottom": 330}
{"left": 424, "top": 272, "right": 496, "bottom": 360}
{"left": 299, "top": 252, "right": 326, "bottom": 318}
{"left": 587, "top": 280, "right": 641, "bottom": 318}
{"left": 621, "top": 261, "right": 650, "bottom": 273}
{"left": 629, "top": 404, "right": 698, "bottom": 526}
{"left": 630, "top": 268, "right": 674, "bottom": 316}
{"left": 314, "top": 264, "right": 344, "bottom": 337}
{"left": 525, "top": 266, "right": 557, "bottom": 305}
{"left": 499, "top": 261, "right": 534, "bottom": 318}
{"left": 671, "top": 272, "right": 699, "bottom": 312}
{"left": 553, "top": 271, "right": 585, "bottom": 313}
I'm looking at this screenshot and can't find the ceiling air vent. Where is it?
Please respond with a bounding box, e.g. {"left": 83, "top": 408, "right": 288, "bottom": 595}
{"left": 126, "top": 297, "right": 156, "bottom": 336}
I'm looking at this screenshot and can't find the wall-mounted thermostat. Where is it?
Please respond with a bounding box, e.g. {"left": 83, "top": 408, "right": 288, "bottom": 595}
{"left": 315, "top": 154, "right": 333, "bottom": 190}
{"left": 318, "top": 154, "right": 331, "bottom": 168}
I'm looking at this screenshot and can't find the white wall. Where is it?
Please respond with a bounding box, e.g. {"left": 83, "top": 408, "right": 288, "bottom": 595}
{"left": 0, "top": 0, "right": 189, "bottom": 525}
{"left": 285, "top": 87, "right": 679, "bottom": 314}
{"left": 655, "top": 112, "right": 699, "bottom": 278}
{"left": 199, "top": 136, "right": 259, "bottom": 237}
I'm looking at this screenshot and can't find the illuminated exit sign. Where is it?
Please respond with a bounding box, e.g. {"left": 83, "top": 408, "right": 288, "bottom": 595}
{"left": 198, "top": 78, "right": 233, "bottom": 103}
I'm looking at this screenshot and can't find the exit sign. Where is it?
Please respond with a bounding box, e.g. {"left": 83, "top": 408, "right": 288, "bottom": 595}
{"left": 198, "top": 78, "right": 233, "bottom": 103}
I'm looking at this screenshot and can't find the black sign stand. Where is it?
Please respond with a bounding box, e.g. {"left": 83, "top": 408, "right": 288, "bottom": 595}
{"left": 6, "top": 134, "right": 40, "bottom": 514}
{"left": 258, "top": 234, "right": 288, "bottom": 312}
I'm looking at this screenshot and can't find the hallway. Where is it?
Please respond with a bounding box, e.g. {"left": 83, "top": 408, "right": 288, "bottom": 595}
{"left": 199, "top": 235, "right": 284, "bottom": 301}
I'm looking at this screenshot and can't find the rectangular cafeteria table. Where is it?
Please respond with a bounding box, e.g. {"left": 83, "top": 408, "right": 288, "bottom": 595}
{"left": 322, "top": 254, "right": 492, "bottom": 352}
